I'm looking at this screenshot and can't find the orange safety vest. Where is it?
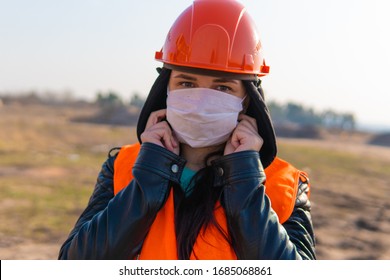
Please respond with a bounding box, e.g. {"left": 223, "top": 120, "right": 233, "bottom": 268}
{"left": 113, "top": 143, "right": 308, "bottom": 260}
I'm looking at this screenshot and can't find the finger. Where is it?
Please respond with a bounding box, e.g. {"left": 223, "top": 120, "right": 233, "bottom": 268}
{"left": 142, "top": 121, "right": 168, "bottom": 141}
{"left": 149, "top": 121, "right": 178, "bottom": 152}
{"left": 229, "top": 130, "right": 241, "bottom": 149}
{"left": 231, "top": 121, "right": 258, "bottom": 144}
{"left": 238, "top": 114, "right": 258, "bottom": 131}
{"left": 162, "top": 130, "right": 175, "bottom": 152}
{"left": 236, "top": 119, "right": 258, "bottom": 136}
{"left": 234, "top": 120, "right": 256, "bottom": 136}
{"left": 145, "top": 109, "right": 167, "bottom": 129}
{"left": 223, "top": 136, "right": 235, "bottom": 155}
{"left": 161, "top": 121, "right": 178, "bottom": 148}
{"left": 157, "top": 121, "right": 179, "bottom": 152}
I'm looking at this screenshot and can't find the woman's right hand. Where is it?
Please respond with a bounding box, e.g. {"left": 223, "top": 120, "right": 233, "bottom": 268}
{"left": 140, "top": 109, "right": 180, "bottom": 155}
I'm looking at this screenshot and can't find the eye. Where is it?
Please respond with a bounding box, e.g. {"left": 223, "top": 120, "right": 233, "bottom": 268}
{"left": 215, "top": 85, "right": 232, "bottom": 93}
{"left": 178, "top": 81, "right": 195, "bottom": 88}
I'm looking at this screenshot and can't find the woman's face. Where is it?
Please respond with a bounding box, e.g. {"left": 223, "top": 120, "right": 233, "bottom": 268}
{"left": 168, "top": 70, "right": 246, "bottom": 99}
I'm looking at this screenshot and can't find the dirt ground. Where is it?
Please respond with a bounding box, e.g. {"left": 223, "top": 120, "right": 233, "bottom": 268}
{"left": 282, "top": 138, "right": 390, "bottom": 260}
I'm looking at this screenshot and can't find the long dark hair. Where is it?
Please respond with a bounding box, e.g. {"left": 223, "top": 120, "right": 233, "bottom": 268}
{"left": 174, "top": 150, "right": 235, "bottom": 259}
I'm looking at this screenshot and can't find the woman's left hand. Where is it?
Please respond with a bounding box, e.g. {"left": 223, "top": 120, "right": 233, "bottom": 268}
{"left": 224, "top": 114, "right": 263, "bottom": 156}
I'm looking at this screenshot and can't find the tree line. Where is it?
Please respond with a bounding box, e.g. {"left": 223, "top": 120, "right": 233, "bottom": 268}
{"left": 268, "top": 101, "right": 355, "bottom": 130}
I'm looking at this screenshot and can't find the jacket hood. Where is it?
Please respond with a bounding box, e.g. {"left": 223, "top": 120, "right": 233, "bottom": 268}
{"left": 136, "top": 68, "right": 277, "bottom": 168}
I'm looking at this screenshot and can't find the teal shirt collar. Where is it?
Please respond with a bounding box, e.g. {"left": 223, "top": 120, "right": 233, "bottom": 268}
{"left": 179, "top": 166, "right": 196, "bottom": 196}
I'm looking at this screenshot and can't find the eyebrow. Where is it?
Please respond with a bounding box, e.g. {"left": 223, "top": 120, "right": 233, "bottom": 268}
{"left": 173, "top": 74, "right": 239, "bottom": 84}
{"left": 212, "top": 78, "right": 239, "bottom": 84}
{"left": 172, "top": 74, "right": 197, "bottom": 81}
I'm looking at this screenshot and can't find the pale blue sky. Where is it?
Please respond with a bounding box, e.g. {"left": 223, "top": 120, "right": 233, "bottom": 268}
{"left": 1, "top": 0, "right": 389, "bottom": 128}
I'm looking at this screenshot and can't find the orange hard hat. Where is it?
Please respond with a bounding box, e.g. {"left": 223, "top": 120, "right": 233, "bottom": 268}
{"left": 155, "top": 0, "right": 270, "bottom": 77}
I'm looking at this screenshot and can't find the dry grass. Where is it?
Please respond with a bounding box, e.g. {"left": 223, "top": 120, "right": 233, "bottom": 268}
{"left": 0, "top": 102, "right": 389, "bottom": 259}
{"left": 0, "top": 103, "right": 136, "bottom": 259}
{"left": 277, "top": 138, "right": 390, "bottom": 259}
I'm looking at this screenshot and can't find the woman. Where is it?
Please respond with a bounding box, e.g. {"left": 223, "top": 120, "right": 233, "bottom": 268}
{"left": 59, "top": 0, "right": 316, "bottom": 260}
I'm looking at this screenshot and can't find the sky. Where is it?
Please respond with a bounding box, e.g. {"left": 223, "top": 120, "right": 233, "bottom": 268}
{"left": 1, "top": 0, "right": 390, "bottom": 129}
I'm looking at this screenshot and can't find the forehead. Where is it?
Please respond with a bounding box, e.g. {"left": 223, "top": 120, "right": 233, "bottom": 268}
{"left": 164, "top": 64, "right": 257, "bottom": 81}
{"left": 170, "top": 70, "right": 240, "bottom": 83}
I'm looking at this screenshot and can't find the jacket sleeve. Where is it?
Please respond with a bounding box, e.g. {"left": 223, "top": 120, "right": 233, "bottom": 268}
{"left": 58, "top": 143, "right": 186, "bottom": 259}
{"left": 212, "top": 151, "right": 316, "bottom": 260}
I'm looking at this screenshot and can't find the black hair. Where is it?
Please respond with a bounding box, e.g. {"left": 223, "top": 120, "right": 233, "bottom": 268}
{"left": 174, "top": 149, "right": 235, "bottom": 259}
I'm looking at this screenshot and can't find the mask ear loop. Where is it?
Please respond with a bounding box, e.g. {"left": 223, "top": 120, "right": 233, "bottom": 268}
{"left": 241, "top": 94, "right": 250, "bottom": 114}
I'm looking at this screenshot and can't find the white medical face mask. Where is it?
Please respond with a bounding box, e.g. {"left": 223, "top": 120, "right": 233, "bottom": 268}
{"left": 166, "top": 87, "right": 244, "bottom": 148}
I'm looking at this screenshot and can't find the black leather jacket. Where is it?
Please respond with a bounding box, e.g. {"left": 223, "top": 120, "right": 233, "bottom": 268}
{"left": 58, "top": 143, "right": 316, "bottom": 260}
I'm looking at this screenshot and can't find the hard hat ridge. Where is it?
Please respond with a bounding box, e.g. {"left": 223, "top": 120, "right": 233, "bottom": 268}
{"left": 155, "top": 0, "right": 270, "bottom": 76}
